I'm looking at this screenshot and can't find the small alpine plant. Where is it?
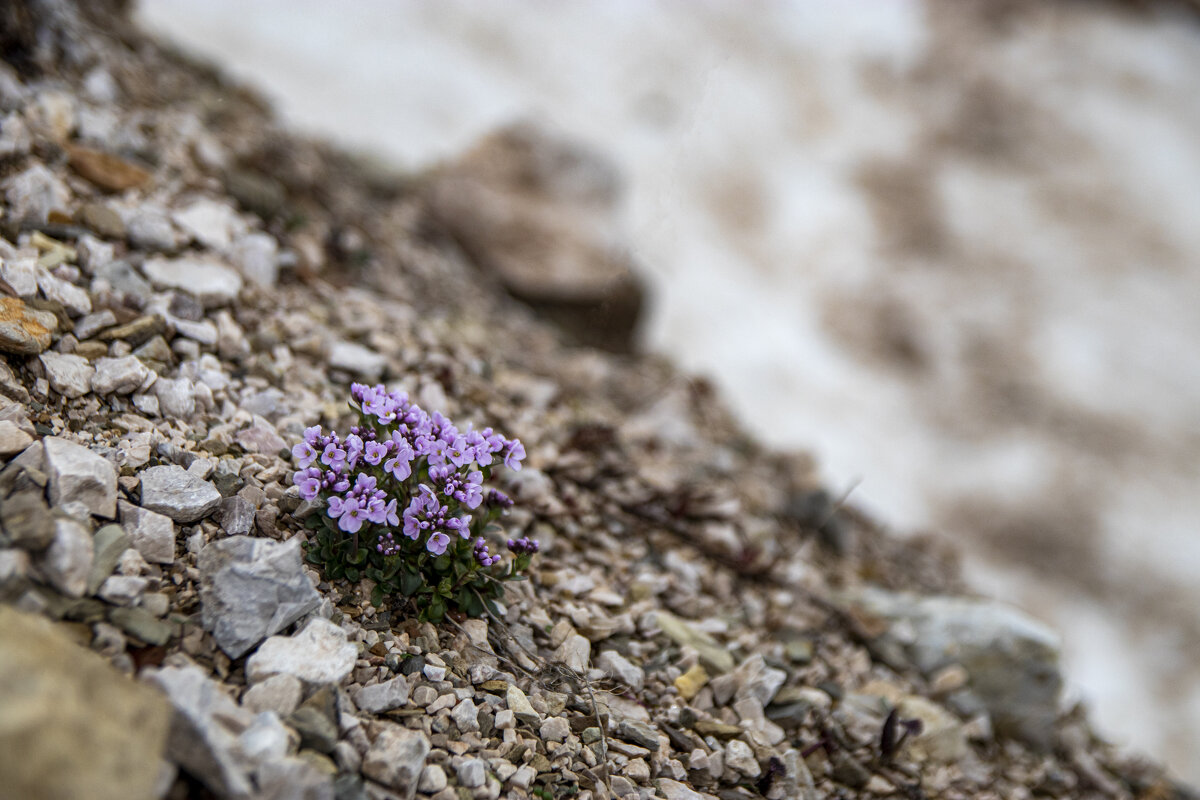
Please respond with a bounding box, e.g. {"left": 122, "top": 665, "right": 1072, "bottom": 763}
{"left": 293, "top": 383, "right": 537, "bottom": 623}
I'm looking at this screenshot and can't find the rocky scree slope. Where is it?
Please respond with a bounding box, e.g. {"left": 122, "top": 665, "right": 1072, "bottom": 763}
{"left": 0, "top": 3, "right": 1192, "bottom": 800}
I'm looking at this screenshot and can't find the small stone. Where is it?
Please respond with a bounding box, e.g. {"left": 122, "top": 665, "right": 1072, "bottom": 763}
{"left": 100, "top": 314, "right": 163, "bottom": 346}
{"left": 231, "top": 231, "right": 278, "bottom": 288}
{"left": 289, "top": 705, "right": 338, "bottom": 754}
{"left": 653, "top": 611, "right": 734, "bottom": 674}
{"left": 1, "top": 491, "right": 54, "bottom": 549}
{"left": 86, "top": 523, "right": 130, "bottom": 595}
{"left": 732, "top": 653, "right": 786, "bottom": 707}
{"left": 725, "top": 739, "right": 760, "bottom": 778}
{"left": 235, "top": 416, "right": 286, "bottom": 454}
{"left": 674, "top": 664, "right": 708, "bottom": 701}
{"left": 451, "top": 697, "right": 479, "bottom": 733}
{"left": 422, "top": 663, "right": 446, "bottom": 682}
{"left": 361, "top": 724, "right": 430, "bottom": 796}
{"left": 199, "top": 535, "right": 321, "bottom": 658}
{"left": 153, "top": 377, "right": 195, "bottom": 418}
{"left": 411, "top": 684, "right": 438, "bottom": 707}
{"left": 246, "top": 617, "right": 357, "bottom": 686}
{"left": 656, "top": 778, "right": 714, "bottom": 800}
{"left": 108, "top": 606, "right": 173, "bottom": 645}
{"left": 65, "top": 144, "right": 151, "bottom": 192}
{"left": 139, "top": 464, "right": 221, "bottom": 523}
{"left": 506, "top": 684, "right": 540, "bottom": 725}
{"left": 596, "top": 650, "right": 644, "bottom": 692}
{"left": 617, "top": 720, "right": 660, "bottom": 750}
{"left": 97, "top": 574, "right": 147, "bottom": 606}
{"left": 509, "top": 765, "right": 536, "bottom": 790}
{"left": 493, "top": 709, "right": 515, "bottom": 730}
{"left": 553, "top": 632, "right": 590, "bottom": 672}
{"left": 44, "top": 436, "right": 117, "bottom": 518}
{"left": 327, "top": 340, "right": 386, "bottom": 380}
{"left": 353, "top": 675, "right": 410, "bottom": 714}
{"left": 140, "top": 592, "right": 169, "bottom": 617}
{"left": 4, "top": 164, "right": 70, "bottom": 226}
{"left": 90, "top": 356, "right": 150, "bottom": 395}
{"left": 37, "top": 272, "right": 92, "bottom": 317}
{"left": 0, "top": 254, "right": 37, "bottom": 298}
{"left": 126, "top": 209, "right": 180, "bottom": 252}
{"left": 455, "top": 758, "right": 487, "bottom": 789}
{"left": 539, "top": 716, "right": 570, "bottom": 743}
{"left": 39, "top": 352, "right": 94, "bottom": 398}
{"left": 142, "top": 256, "right": 242, "bottom": 307}
{"left": 73, "top": 309, "right": 118, "bottom": 340}
{"left": 418, "top": 763, "right": 448, "bottom": 793}
{"left": 213, "top": 495, "right": 254, "bottom": 536}
{"left": 621, "top": 758, "right": 650, "bottom": 782}
{"left": 0, "top": 297, "right": 57, "bottom": 355}
{"left": 242, "top": 673, "right": 303, "bottom": 717}
{"left": 77, "top": 203, "right": 126, "bottom": 239}
{"left": 117, "top": 500, "right": 175, "bottom": 564}
{"left": 172, "top": 198, "right": 243, "bottom": 250}
{"left": 39, "top": 516, "right": 93, "bottom": 598}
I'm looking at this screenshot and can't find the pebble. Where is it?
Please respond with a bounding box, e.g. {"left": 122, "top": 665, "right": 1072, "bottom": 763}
{"left": 38, "top": 516, "right": 93, "bottom": 598}
{"left": 451, "top": 697, "right": 480, "bottom": 732}
{"left": 506, "top": 684, "right": 540, "bottom": 725}
{"left": 596, "top": 650, "right": 644, "bottom": 692}
{"left": 418, "top": 763, "right": 448, "bottom": 793}
{"left": 353, "top": 675, "right": 411, "bottom": 714}
{"left": 539, "top": 716, "right": 570, "bottom": 743}
{"left": 0, "top": 297, "right": 57, "bottom": 355}
{"left": 412, "top": 684, "right": 438, "bottom": 707}
{"left": 72, "top": 309, "right": 117, "bottom": 340}
{"left": 327, "top": 340, "right": 386, "bottom": 380}
{"left": 171, "top": 198, "right": 243, "bottom": 250}
{"left": 246, "top": 617, "right": 358, "bottom": 686}
{"left": 116, "top": 500, "right": 175, "bottom": 564}
{"left": 43, "top": 436, "right": 117, "bottom": 518}
{"left": 0, "top": 491, "right": 54, "bottom": 549}
{"left": 142, "top": 256, "right": 242, "bottom": 307}
{"left": 553, "top": 632, "right": 591, "bottom": 672}
{"left": 85, "top": 523, "right": 130, "bottom": 595}
{"left": 198, "top": 535, "right": 321, "bottom": 658}
{"left": 361, "top": 724, "right": 430, "bottom": 794}
{"left": 90, "top": 356, "right": 150, "bottom": 395}
{"left": 455, "top": 757, "right": 487, "bottom": 789}
{"left": 4, "top": 163, "right": 70, "bottom": 226}
{"left": 153, "top": 377, "right": 195, "bottom": 418}
{"left": 126, "top": 208, "right": 180, "bottom": 252}
{"left": 242, "top": 673, "right": 303, "bottom": 717}
{"left": 40, "top": 352, "right": 95, "bottom": 398}
{"left": 138, "top": 464, "right": 221, "bottom": 523}
{"left": 97, "top": 574, "right": 147, "bottom": 606}
{"left": 213, "top": 495, "right": 255, "bottom": 536}
{"left": 725, "top": 739, "right": 760, "bottom": 778}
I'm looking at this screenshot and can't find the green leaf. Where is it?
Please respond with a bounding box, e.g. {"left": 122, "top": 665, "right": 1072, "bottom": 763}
{"left": 345, "top": 567, "right": 360, "bottom": 582}
{"left": 371, "top": 584, "right": 384, "bottom": 607}
{"left": 399, "top": 570, "right": 422, "bottom": 596}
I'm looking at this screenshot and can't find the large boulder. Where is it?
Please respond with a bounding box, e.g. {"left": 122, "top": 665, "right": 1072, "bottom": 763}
{"left": 422, "top": 122, "right": 645, "bottom": 353}
{"left": 0, "top": 606, "right": 171, "bottom": 800}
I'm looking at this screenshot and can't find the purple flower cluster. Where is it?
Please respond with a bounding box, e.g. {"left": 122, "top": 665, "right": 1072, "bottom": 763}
{"left": 507, "top": 536, "right": 540, "bottom": 555}
{"left": 292, "top": 383, "right": 525, "bottom": 560}
{"left": 473, "top": 537, "right": 500, "bottom": 567}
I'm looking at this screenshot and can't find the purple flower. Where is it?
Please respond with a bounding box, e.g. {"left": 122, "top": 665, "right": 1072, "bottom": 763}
{"left": 383, "top": 498, "right": 400, "bottom": 527}
{"left": 327, "top": 496, "right": 346, "bottom": 518}
{"left": 503, "top": 439, "right": 526, "bottom": 470}
{"left": 343, "top": 434, "right": 364, "bottom": 469}
{"left": 426, "top": 531, "right": 450, "bottom": 555}
{"left": 292, "top": 441, "right": 318, "bottom": 469}
{"left": 294, "top": 472, "right": 321, "bottom": 501}
{"left": 461, "top": 471, "right": 484, "bottom": 509}
{"left": 354, "top": 473, "right": 377, "bottom": 495}
{"left": 446, "top": 436, "right": 473, "bottom": 468}
{"left": 363, "top": 440, "right": 389, "bottom": 465}
{"left": 338, "top": 498, "right": 366, "bottom": 533}
{"left": 321, "top": 441, "right": 346, "bottom": 471}
{"left": 365, "top": 497, "right": 389, "bottom": 525}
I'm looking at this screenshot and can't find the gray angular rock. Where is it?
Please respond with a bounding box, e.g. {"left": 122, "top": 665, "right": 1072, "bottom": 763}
{"left": 732, "top": 653, "right": 786, "bottom": 707}
{"left": 553, "top": 632, "right": 590, "bottom": 672}
{"left": 198, "top": 535, "right": 321, "bottom": 658}
{"left": 257, "top": 756, "right": 334, "bottom": 800}
{"left": 353, "top": 675, "right": 410, "bottom": 714}
{"left": 596, "top": 650, "right": 645, "bottom": 692}
{"left": 91, "top": 356, "right": 151, "bottom": 395}
{"left": 653, "top": 611, "right": 734, "bottom": 674}
{"left": 117, "top": 500, "right": 175, "bottom": 564}
{"left": 0, "top": 606, "right": 171, "bottom": 800}
{"left": 4, "top": 163, "right": 70, "bottom": 226}
{"left": 39, "top": 352, "right": 94, "bottom": 398}
{"left": 361, "top": 724, "right": 429, "bottom": 799}
{"left": 241, "top": 673, "right": 303, "bottom": 717}
{"left": 327, "top": 340, "right": 386, "bottom": 380}
{"left": 455, "top": 757, "right": 487, "bottom": 789}
{"left": 0, "top": 419, "right": 31, "bottom": 455}
{"left": 86, "top": 523, "right": 130, "bottom": 595}
{"left": 847, "top": 587, "right": 1063, "bottom": 749}
{"left": 0, "top": 296, "right": 57, "bottom": 355}
{"left": 1, "top": 490, "right": 54, "bottom": 550}
{"left": 246, "top": 617, "right": 357, "bottom": 686}
{"left": 142, "top": 256, "right": 242, "bottom": 307}
{"left": 418, "top": 764, "right": 448, "bottom": 794}
{"left": 144, "top": 664, "right": 254, "bottom": 799}
{"left": 451, "top": 697, "right": 480, "bottom": 733}
{"left": 153, "top": 377, "right": 196, "bottom": 418}
{"left": 213, "top": 495, "right": 255, "bottom": 536}
{"left": 126, "top": 209, "right": 180, "bottom": 252}
{"left": 139, "top": 464, "right": 221, "bottom": 523}
{"left": 43, "top": 436, "right": 117, "bottom": 519}
{"left": 37, "top": 272, "right": 92, "bottom": 317}
{"left": 39, "top": 516, "right": 94, "bottom": 597}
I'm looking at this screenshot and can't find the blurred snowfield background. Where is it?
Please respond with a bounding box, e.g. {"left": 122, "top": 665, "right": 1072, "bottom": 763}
{"left": 136, "top": 0, "right": 1200, "bottom": 782}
